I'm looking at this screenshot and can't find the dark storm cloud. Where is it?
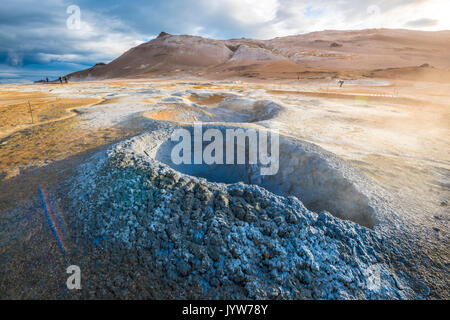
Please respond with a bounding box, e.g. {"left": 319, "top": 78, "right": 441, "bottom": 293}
{"left": 0, "top": 0, "right": 143, "bottom": 67}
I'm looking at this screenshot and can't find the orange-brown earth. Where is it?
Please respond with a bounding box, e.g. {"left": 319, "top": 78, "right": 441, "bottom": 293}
{"left": 1, "top": 28, "right": 449, "bottom": 298}
{"left": 0, "top": 89, "right": 141, "bottom": 212}
{"left": 0, "top": 76, "right": 448, "bottom": 299}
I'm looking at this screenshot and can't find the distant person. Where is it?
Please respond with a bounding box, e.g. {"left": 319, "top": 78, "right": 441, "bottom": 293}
{"left": 46, "top": 77, "right": 49, "bottom": 83}
{"left": 64, "top": 77, "right": 68, "bottom": 84}
{"left": 59, "top": 76, "right": 63, "bottom": 84}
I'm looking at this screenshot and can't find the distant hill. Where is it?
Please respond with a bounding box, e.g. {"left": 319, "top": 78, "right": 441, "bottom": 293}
{"left": 67, "top": 29, "right": 450, "bottom": 81}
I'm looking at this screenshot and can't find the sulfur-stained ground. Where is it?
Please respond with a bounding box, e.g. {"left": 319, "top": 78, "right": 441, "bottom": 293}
{"left": 0, "top": 77, "right": 448, "bottom": 299}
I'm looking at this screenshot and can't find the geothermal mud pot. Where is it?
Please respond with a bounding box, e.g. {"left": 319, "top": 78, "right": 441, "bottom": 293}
{"left": 0, "top": 79, "right": 447, "bottom": 299}
{"left": 67, "top": 120, "right": 424, "bottom": 299}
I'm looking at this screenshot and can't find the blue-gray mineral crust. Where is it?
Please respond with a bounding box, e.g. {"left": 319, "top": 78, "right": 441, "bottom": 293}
{"left": 68, "top": 131, "right": 416, "bottom": 299}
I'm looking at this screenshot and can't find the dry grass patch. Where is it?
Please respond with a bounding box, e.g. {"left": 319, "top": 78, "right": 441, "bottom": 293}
{"left": 0, "top": 90, "right": 101, "bottom": 138}
{"left": 0, "top": 118, "right": 128, "bottom": 180}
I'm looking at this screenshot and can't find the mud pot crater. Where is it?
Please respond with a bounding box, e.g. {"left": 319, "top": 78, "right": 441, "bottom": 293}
{"left": 133, "top": 125, "right": 377, "bottom": 228}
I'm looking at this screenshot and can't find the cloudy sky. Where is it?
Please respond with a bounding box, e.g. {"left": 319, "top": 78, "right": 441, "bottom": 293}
{"left": 0, "top": 0, "right": 448, "bottom": 83}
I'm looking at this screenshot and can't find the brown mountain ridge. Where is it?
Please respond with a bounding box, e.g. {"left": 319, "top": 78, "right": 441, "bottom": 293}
{"left": 67, "top": 29, "right": 450, "bottom": 81}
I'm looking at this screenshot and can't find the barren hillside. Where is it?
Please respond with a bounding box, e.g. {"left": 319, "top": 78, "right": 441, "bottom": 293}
{"left": 67, "top": 29, "right": 450, "bottom": 81}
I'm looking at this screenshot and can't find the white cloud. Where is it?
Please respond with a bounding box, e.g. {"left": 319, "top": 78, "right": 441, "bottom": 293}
{"left": 223, "top": 0, "right": 280, "bottom": 24}
{"left": 244, "top": 0, "right": 447, "bottom": 38}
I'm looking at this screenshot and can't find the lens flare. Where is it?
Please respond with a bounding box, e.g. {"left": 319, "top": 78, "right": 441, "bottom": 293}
{"left": 38, "top": 185, "right": 69, "bottom": 254}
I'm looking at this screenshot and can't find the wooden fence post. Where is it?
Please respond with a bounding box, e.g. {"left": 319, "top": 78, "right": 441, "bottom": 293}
{"left": 28, "top": 100, "right": 34, "bottom": 124}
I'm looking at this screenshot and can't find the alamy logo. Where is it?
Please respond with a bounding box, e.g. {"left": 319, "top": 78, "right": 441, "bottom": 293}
{"left": 66, "top": 5, "right": 81, "bottom": 30}
{"left": 170, "top": 123, "right": 279, "bottom": 176}
{"left": 66, "top": 265, "right": 81, "bottom": 290}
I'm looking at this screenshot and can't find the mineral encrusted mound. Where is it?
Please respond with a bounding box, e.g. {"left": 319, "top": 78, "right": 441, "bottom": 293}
{"left": 140, "top": 126, "right": 376, "bottom": 227}
{"left": 212, "top": 99, "right": 283, "bottom": 123}
{"left": 68, "top": 131, "right": 414, "bottom": 299}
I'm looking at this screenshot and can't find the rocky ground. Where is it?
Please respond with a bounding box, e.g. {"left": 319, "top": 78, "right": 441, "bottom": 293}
{"left": 60, "top": 125, "right": 427, "bottom": 299}
{"left": 0, "top": 78, "right": 448, "bottom": 299}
